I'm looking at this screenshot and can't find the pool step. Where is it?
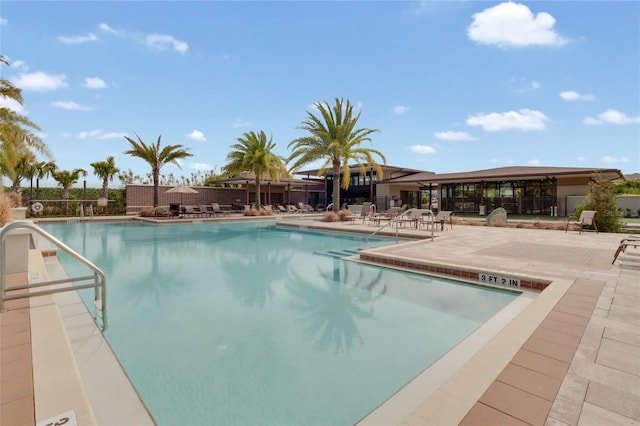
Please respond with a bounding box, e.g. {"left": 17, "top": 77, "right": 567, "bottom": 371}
{"left": 314, "top": 248, "right": 362, "bottom": 258}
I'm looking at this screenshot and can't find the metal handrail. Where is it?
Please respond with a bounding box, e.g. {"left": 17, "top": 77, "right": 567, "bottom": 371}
{"left": 1, "top": 220, "right": 107, "bottom": 330}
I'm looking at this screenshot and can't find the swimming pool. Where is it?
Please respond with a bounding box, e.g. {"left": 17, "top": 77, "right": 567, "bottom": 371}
{"left": 41, "top": 220, "right": 519, "bottom": 425}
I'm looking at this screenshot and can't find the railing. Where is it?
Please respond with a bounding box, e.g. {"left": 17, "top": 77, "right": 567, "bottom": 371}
{"left": 1, "top": 220, "right": 107, "bottom": 330}
{"left": 366, "top": 209, "right": 435, "bottom": 244}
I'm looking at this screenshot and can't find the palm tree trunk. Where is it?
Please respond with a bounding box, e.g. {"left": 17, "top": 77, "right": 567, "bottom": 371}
{"left": 255, "top": 176, "right": 261, "bottom": 209}
{"left": 102, "top": 178, "right": 109, "bottom": 199}
{"left": 332, "top": 162, "right": 341, "bottom": 212}
{"left": 153, "top": 169, "right": 160, "bottom": 207}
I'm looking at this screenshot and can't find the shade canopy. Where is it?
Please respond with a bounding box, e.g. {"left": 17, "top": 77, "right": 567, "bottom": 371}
{"left": 165, "top": 184, "right": 199, "bottom": 194}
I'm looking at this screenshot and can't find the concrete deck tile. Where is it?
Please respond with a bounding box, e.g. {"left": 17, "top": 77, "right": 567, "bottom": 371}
{"left": 578, "top": 401, "right": 640, "bottom": 426}
{"left": 1, "top": 373, "right": 33, "bottom": 404}
{"left": 603, "top": 327, "right": 640, "bottom": 347}
{"left": 546, "top": 310, "right": 590, "bottom": 327}
{"left": 460, "top": 402, "right": 529, "bottom": 426}
{"left": 547, "top": 374, "right": 589, "bottom": 426}
{"left": 611, "top": 294, "right": 640, "bottom": 309}
{"left": 532, "top": 327, "right": 582, "bottom": 350}
{"left": 596, "top": 338, "right": 640, "bottom": 376}
{"left": 609, "top": 303, "right": 640, "bottom": 323}
{"left": 585, "top": 381, "right": 640, "bottom": 421}
{"left": 0, "top": 343, "right": 31, "bottom": 365}
{"left": 0, "top": 395, "right": 35, "bottom": 426}
{"left": 539, "top": 318, "right": 586, "bottom": 337}
{"left": 569, "top": 357, "right": 640, "bottom": 396}
{"left": 552, "top": 302, "right": 595, "bottom": 319}
{"left": 510, "top": 349, "right": 570, "bottom": 380}
{"left": 497, "top": 363, "right": 563, "bottom": 401}
{"left": 523, "top": 336, "right": 578, "bottom": 363}
{"left": 479, "top": 381, "right": 553, "bottom": 425}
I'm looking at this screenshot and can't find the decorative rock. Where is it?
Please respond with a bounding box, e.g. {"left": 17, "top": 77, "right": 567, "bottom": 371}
{"left": 486, "top": 207, "right": 508, "bottom": 226}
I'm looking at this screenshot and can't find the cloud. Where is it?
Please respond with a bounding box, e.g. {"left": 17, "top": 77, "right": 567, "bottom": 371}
{"left": 78, "top": 130, "right": 103, "bottom": 139}
{"left": 577, "top": 156, "right": 587, "bottom": 162}
{"left": 560, "top": 91, "right": 595, "bottom": 101}
{"left": 143, "top": 34, "right": 188, "bottom": 54}
{"left": 468, "top": 2, "right": 568, "bottom": 48}
{"left": 187, "top": 130, "right": 208, "bottom": 142}
{"left": 99, "top": 23, "right": 120, "bottom": 35}
{"left": 434, "top": 131, "right": 475, "bottom": 141}
{"left": 0, "top": 97, "right": 25, "bottom": 114}
{"left": 83, "top": 77, "right": 108, "bottom": 89}
{"left": 601, "top": 155, "right": 629, "bottom": 163}
{"left": 59, "top": 33, "right": 99, "bottom": 44}
{"left": 528, "top": 158, "right": 540, "bottom": 165}
{"left": 584, "top": 109, "right": 640, "bottom": 125}
{"left": 466, "top": 109, "right": 548, "bottom": 131}
{"left": 233, "top": 118, "right": 252, "bottom": 128}
{"left": 98, "top": 132, "right": 127, "bottom": 139}
{"left": 1, "top": 18, "right": 7, "bottom": 26}
{"left": 410, "top": 145, "right": 437, "bottom": 154}
{"left": 189, "top": 162, "right": 213, "bottom": 171}
{"left": 14, "top": 72, "right": 68, "bottom": 91}
{"left": 394, "top": 105, "right": 410, "bottom": 114}
{"left": 51, "top": 101, "right": 94, "bottom": 111}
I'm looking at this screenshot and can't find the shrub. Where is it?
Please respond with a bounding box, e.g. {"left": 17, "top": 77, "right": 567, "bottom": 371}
{"left": 575, "top": 172, "right": 624, "bottom": 233}
{"left": 337, "top": 209, "right": 353, "bottom": 221}
{"left": 138, "top": 207, "right": 156, "bottom": 217}
{"left": 0, "top": 192, "right": 13, "bottom": 225}
{"left": 244, "top": 207, "right": 259, "bottom": 216}
{"left": 323, "top": 211, "right": 340, "bottom": 222}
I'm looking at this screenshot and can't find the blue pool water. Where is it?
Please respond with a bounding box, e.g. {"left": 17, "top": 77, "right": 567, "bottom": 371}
{"left": 41, "top": 220, "right": 518, "bottom": 425}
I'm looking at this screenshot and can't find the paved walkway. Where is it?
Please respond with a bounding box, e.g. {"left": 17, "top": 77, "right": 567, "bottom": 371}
{"left": 1, "top": 217, "right": 639, "bottom": 425}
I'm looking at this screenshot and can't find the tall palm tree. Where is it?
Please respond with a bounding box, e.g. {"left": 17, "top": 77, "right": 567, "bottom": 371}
{"left": 52, "top": 168, "right": 87, "bottom": 201}
{"left": 33, "top": 160, "right": 57, "bottom": 199}
{"left": 222, "top": 130, "right": 288, "bottom": 208}
{"left": 123, "top": 134, "right": 192, "bottom": 207}
{"left": 1, "top": 55, "right": 51, "bottom": 200}
{"left": 288, "top": 98, "right": 386, "bottom": 212}
{"left": 90, "top": 155, "right": 120, "bottom": 198}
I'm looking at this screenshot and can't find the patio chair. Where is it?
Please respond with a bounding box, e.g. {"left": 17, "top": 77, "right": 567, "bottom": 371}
{"left": 565, "top": 210, "right": 598, "bottom": 234}
{"left": 184, "top": 205, "right": 203, "bottom": 217}
{"left": 612, "top": 237, "right": 640, "bottom": 264}
{"left": 211, "top": 203, "right": 227, "bottom": 217}
{"left": 432, "top": 211, "right": 453, "bottom": 231}
{"left": 169, "top": 203, "right": 181, "bottom": 217}
{"left": 155, "top": 206, "right": 172, "bottom": 218}
{"left": 276, "top": 204, "right": 288, "bottom": 214}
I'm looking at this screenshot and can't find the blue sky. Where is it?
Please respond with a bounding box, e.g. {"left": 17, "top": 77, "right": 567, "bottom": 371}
{"left": 1, "top": 1, "right": 639, "bottom": 187}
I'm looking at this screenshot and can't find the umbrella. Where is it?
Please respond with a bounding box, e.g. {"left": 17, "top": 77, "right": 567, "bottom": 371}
{"left": 165, "top": 184, "right": 198, "bottom": 206}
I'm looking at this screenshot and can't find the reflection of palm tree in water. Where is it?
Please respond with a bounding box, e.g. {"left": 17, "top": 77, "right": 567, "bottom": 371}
{"left": 221, "top": 243, "right": 293, "bottom": 307}
{"left": 287, "top": 258, "right": 386, "bottom": 354}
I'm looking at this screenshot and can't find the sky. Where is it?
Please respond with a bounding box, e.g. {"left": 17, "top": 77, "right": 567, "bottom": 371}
{"left": 1, "top": 0, "right": 639, "bottom": 188}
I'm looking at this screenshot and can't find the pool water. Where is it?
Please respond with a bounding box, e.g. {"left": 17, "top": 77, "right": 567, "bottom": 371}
{"left": 41, "top": 220, "right": 518, "bottom": 425}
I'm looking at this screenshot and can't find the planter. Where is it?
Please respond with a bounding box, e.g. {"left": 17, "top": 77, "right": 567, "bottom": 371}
{"left": 11, "top": 207, "right": 27, "bottom": 220}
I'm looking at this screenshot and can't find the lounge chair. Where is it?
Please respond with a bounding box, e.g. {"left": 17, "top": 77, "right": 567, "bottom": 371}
{"left": 211, "top": 203, "right": 227, "bottom": 217}
{"left": 169, "top": 203, "right": 181, "bottom": 217}
{"left": 155, "top": 206, "right": 172, "bottom": 218}
{"left": 297, "top": 202, "right": 314, "bottom": 213}
{"left": 432, "top": 210, "right": 453, "bottom": 231}
{"left": 612, "top": 237, "right": 640, "bottom": 264}
{"left": 184, "top": 205, "right": 203, "bottom": 217}
{"left": 199, "top": 205, "right": 214, "bottom": 217}
{"left": 565, "top": 210, "right": 598, "bottom": 234}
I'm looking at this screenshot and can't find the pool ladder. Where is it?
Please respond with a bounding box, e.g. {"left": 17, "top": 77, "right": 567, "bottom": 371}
{"left": 0, "top": 221, "right": 108, "bottom": 330}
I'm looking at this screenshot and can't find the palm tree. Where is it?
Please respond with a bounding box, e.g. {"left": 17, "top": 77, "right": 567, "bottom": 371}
{"left": 123, "top": 134, "right": 192, "bottom": 207}
{"left": 33, "top": 160, "right": 57, "bottom": 199}
{"left": 288, "top": 98, "right": 386, "bottom": 212}
{"left": 1, "top": 55, "right": 51, "bottom": 202}
{"left": 52, "top": 168, "right": 87, "bottom": 201}
{"left": 90, "top": 155, "right": 120, "bottom": 198}
{"left": 222, "top": 130, "right": 289, "bottom": 208}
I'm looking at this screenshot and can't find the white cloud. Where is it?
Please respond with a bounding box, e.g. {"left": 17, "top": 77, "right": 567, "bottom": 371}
{"left": 1, "top": 18, "right": 7, "bottom": 26}
{"left": 584, "top": 109, "right": 640, "bottom": 125}
{"left": 466, "top": 109, "right": 548, "bottom": 131}
{"left": 51, "top": 101, "right": 94, "bottom": 111}
{"left": 233, "top": 118, "right": 252, "bottom": 128}
{"left": 14, "top": 72, "right": 68, "bottom": 91}
{"left": 531, "top": 81, "right": 541, "bottom": 90}
{"left": 394, "top": 105, "right": 410, "bottom": 114}
{"left": 189, "top": 162, "right": 213, "bottom": 171}
{"left": 577, "top": 156, "right": 587, "bottom": 162}
{"left": 187, "top": 130, "right": 208, "bottom": 142}
{"left": 468, "top": 2, "right": 567, "bottom": 48}
{"left": 528, "top": 158, "right": 540, "bottom": 165}
{"left": 99, "top": 23, "right": 119, "bottom": 35}
{"left": 434, "top": 131, "right": 475, "bottom": 141}
{"left": 601, "top": 156, "right": 629, "bottom": 163}
{"left": 410, "top": 145, "right": 437, "bottom": 154}
{"left": 98, "top": 132, "right": 127, "bottom": 139}
{"left": 59, "top": 33, "right": 99, "bottom": 44}
{"left": 0, "top": 97, "right": 25, "bottom": 114}
{"left": 78, "top": 130, "right": 103, "bottom": 139}
{"left": 83, "top": 77, "right": 108, "bottom": 89}
{"left": 560, "top": 91, "right": 595, "bottom": 101}
{"left": 144, "top": 34, "right": 188, "bottom": 54}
